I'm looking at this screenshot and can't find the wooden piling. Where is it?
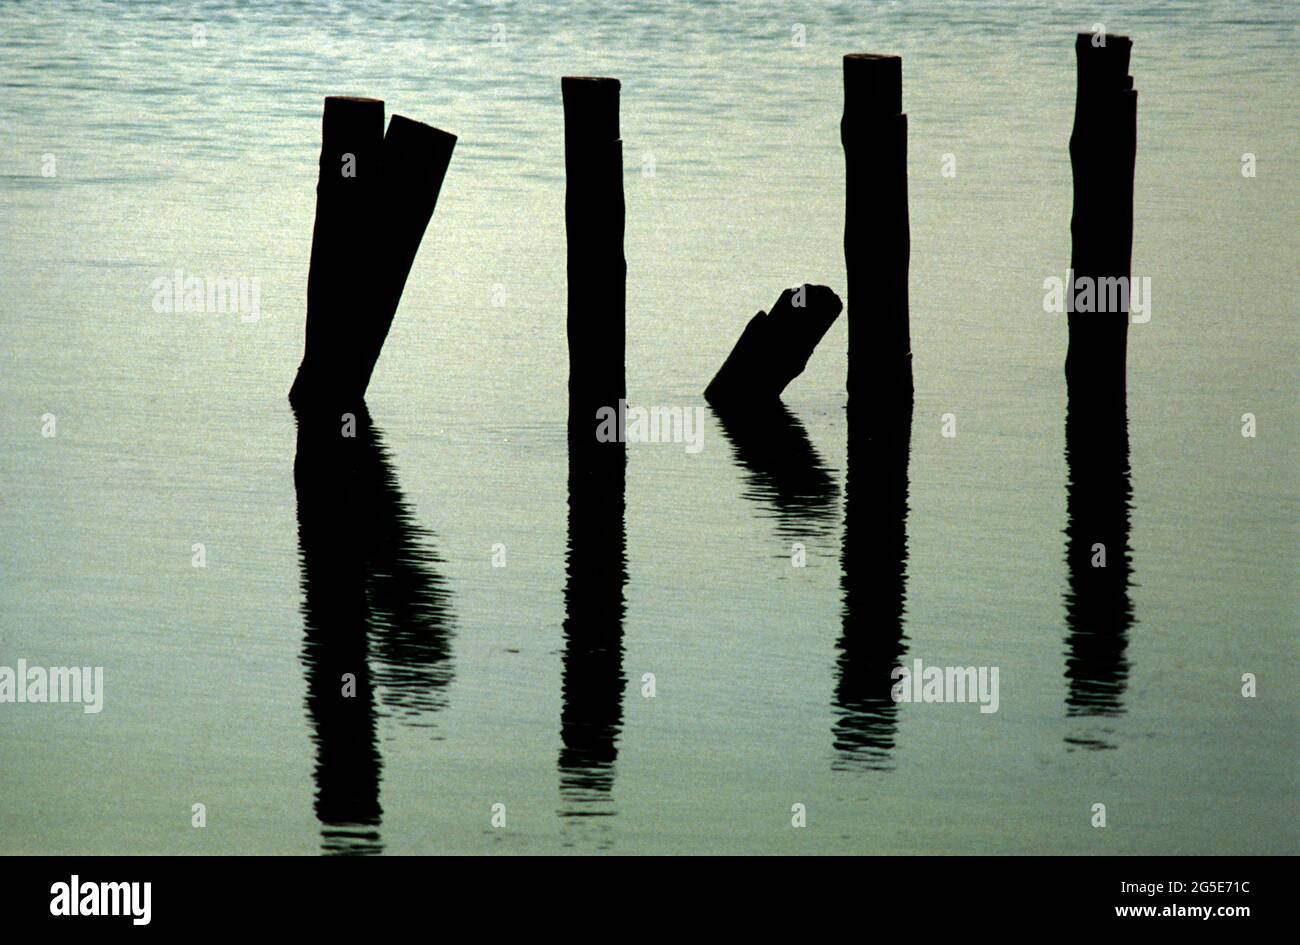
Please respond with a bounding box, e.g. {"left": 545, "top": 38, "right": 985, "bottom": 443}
{"left": 290, "top": 98, "right": 456, "bottom": 408}
{"left": 842, "top": 54, "right": 912, "bottom": 402}
{"left": 290, "top": 96, "right": 385, "bottom": 408}
{"left": 356, "top": 115, "right": 456, "bottom": 398}
{"left": 1066, "top": 34, "right": 1137, "bottom": 394}
{"left": 563, "top": 77, "right": 626, "bottom": 447}
{"left": 704, "top": 284, "right": 842, "bottom": 405}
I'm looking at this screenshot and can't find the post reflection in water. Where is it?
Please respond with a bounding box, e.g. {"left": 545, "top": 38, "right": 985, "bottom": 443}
{"left": 293, "top": 406, "right": 455, "bottom": 855}
{"left": 712, "top": 403, "right": 840, "bottom": 544}
{"left": 558, "top": 423, "right": 628, "bottom": 819}
{"left": 834, "top": 403, "right": 913, "bottom": 771}
{"left": 1062, "top": 392, "right": 1135, "bottom": 751}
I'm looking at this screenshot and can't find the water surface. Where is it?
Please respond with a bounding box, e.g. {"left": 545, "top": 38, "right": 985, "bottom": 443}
{"left": 0, "top": 0, "right": 1295, "bottom": 854}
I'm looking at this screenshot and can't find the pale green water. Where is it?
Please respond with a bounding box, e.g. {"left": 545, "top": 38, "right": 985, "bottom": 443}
{"left": 0, "top": 0, "right": 1296, "bottom": 854}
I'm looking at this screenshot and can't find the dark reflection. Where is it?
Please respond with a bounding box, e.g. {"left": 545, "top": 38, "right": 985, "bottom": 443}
{"left": 833, "top": 402, "right": 913, "bottom": 771}
{"left": 558, "top": 425, "right": 627, "bottom": 819}
{"left": 294, "top": 405, "right": 455, "bottom": 854}
{"left": 712, "top": 402, "right": 840, "bottom": 542}
{"left": 1062, "top": 390, "right": 1135, "bottom": 750}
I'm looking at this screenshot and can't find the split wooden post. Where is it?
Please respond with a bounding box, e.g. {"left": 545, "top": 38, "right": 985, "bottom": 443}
{"left": 562, "top": 77, "right": 626, "bottom": 449}
{"left": 704, "top": 284, "right": 842, "bottom": 406}
{"left": 1066, "top": 33, "right": 1136, "bottom": 394}
{"left": 290, "top": 97, "right": 456, "bottom": 408}
{"left": 842, "top": 54, "right": 911, "bottom": 402}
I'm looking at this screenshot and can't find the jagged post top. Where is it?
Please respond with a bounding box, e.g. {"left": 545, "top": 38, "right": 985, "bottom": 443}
{"left": 843, "top": 53, "right": 902, "bottom": 117}
{"left": 562, "top": 76, "right": 621, "bottom": 142}
{"left": 1074, "top": 33, "right": 1133, "bottom": 98}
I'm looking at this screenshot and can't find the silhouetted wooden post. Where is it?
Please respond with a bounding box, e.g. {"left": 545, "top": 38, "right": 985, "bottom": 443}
{"left": 559, "top": 79, "right": 627, "bottom": 808}
{"left": 291, "top": 99, "right": 456, "bottom": 408}
{"left": 291, "top": 96, "right": 385, "bottom": 408}
{"left": 563, "top": 77, "right": 625, "bottom": 449}
{"left": 704, "top": 284, "right": 842, "bottom": 406}
{"left": 1066, "top": 33, "right": 1136, "bottom": 395}
{"left": 355, "top": 116, "right": 456, "bottom": 397}
{"left": 843, "top": 54, "right": 911, "bottom": 402}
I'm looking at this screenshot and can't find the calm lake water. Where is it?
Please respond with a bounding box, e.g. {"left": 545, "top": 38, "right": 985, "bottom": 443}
{"left": 1, "top": 0, "right": 1296, "bottom": 854}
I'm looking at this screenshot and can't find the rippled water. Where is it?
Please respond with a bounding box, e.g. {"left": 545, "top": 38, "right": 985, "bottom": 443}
{"left": 0, "top": 1, "right": 1295, "bottom": 854}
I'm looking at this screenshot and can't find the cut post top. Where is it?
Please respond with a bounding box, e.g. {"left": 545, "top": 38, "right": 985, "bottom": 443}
{"left": 843, "top": 54, "right": 902, "bottom": 117}
{"left": 561, "top": 76, "right": 621, "bottom": 89}
{"left": 1075, "top": 32, "right": 1132, "bottom": 50}
{"left": 1074, "top": 34, "right": 1133, "bottom": 93}
{"left": 562, "top": 76, "right": 621, "bottom": 141}
{"left": 322, "top": 96, "right": 385, "bottom": 141}
{"left": 386, "top": 114, "right": 458, "bottom": 162}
